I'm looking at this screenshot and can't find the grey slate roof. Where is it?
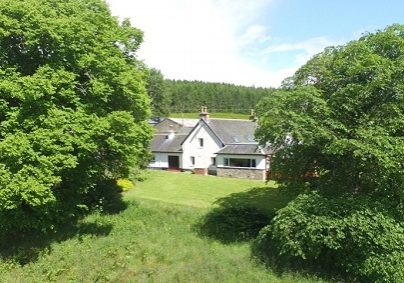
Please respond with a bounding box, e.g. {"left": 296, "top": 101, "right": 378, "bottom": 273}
{"left": 169, "top": 118, "right": 199, "bottom": 128}
{"left": 215, "top": 143, "right": 270, "bottom": 155}
{"left": 151, "top": 134, "right": 188, "bottom": 152}
{"left": 154, "top": 118, "right": 197, "bottom": 134}
{"left": 151, "top": 118, "right": 197, "bottom": 152}
{"left": 151, "top": 117, "right": 274, "bottom": 155}
{"left": 204, "top": 119, "right": 257, "bottom": 144}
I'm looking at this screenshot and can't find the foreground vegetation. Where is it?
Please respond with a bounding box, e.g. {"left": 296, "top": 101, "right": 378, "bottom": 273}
{"left": 0, "top": 171, "right": 326, "bottom": 282}
{"left": 256, "top": 25, "right": 404, "bottom": 282}
{"left": 0, "top": 0, "right": 152, "bottom": 237}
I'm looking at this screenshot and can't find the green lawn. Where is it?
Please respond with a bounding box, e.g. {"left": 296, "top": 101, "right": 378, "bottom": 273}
{"left": 0, "top": 171, "right": 324, "bottom": 283}
{"left": 170, "top": 112, "right": 250, "bottom": 120}
{"left": 129, "top": 170, "right": 280, "bottom": 209}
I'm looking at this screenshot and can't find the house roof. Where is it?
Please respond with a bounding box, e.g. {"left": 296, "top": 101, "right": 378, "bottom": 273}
{"left": 168, "top": 118, "right": 199, "bottom": 128}
{"left": 153, "top": 118, "right": 198, "bottom": 135}
{"left": 203, "top": 119, "right": 257, "bottom": 144}
{"left": 215, "top": 143, "right": 269, "bottom": 155}
{"left": 151, "top": 117, "right": 275, "bottom": 156}
{"left": 151, "top": 134, "right": 188, "bottom": 152}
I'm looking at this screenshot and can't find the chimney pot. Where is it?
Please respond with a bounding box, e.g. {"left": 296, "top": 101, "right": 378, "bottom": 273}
{"left": 199, "top": 106, "right": 210, "bottom": 119}
{"left": 166, "top": 129, "right": 175, "bottom": 139}
{"left": 249, "top": 109, "right": 257, "bottom": 121}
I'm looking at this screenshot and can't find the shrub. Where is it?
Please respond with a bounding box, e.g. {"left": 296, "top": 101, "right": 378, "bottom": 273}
{"left": 253, "top": 192, "right": 404, "bottom": 282}
{"left": 197, "top": 205, "right": 273, "bottom": 243}
{"left": 117, "top": 179, "right": 135, "bottom": 192}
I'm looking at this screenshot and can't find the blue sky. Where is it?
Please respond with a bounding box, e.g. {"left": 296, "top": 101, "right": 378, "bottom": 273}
{"left": 107, "top": 0, "right": 404, "bottom": 87}
{"left": 256, "top": 0, "right": 404, "bottom": 43}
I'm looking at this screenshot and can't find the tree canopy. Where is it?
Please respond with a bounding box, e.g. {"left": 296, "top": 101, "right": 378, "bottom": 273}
{"left": 166, "top": 80, "right": 274, "bottom": 115}
{"left": 0, "top": 0, "right": 152, "bottom": 234}
{"left": 257, "top": 25, "right": 404, "bottom": 205}
{"left": 146, "top": 68, "right": 170, "bottom": 117}
{"left": 255, "top": 25, "right": 404, "bottom": 281}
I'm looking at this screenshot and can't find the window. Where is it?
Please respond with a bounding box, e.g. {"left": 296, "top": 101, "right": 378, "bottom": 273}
{"left": 251, "top": 159, "right": 256, "bottom": 168}
{"left": 198, "top": 138, "right": 204, "bottom": 147}
{"left": 223, "top": 158, "right": 256, "bottom": 168}
{"left": 151, "top": 155, "right": 156, "bottom": 162}
{"left": 211, "top": 157, "right": 216, "bottom": 166}
{"left": 190, "top": 156, "right": 195, "bottom": 166}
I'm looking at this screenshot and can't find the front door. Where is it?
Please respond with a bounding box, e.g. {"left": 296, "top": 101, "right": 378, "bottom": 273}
{"left": 168, "top": 155, "right": 180, "bottom": 170}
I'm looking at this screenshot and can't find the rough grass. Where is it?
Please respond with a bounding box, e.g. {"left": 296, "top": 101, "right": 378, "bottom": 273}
{"left": 0, "top": 171, "right": 325, "bottom": 282}
{"left": 170, "top": 112, "right": 250, "bottom": 120}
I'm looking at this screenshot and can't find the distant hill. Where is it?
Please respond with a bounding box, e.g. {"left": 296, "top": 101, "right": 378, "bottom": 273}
{"left": 165, "top": 80, "right": 275, "bottom": 114}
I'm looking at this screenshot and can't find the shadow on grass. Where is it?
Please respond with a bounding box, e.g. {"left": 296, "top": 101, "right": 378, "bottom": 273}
{"left": 83, "top": 179, "right": 129, "bottom": 215}
{"left": 0, "top": 221, "right": 113, "bottom": 265}
{"left": 0, "top": 180, "right": 130, "bottom": 266}
{"left": 196, "top": 186, "right": 296, "bottom": 244}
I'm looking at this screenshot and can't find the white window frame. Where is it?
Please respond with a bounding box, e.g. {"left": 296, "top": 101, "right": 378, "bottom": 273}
{"left": 223, "top": 157, "right": 256, "bottom": 168}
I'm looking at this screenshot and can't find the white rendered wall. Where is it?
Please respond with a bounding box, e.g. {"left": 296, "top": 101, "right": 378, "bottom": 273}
{"left": 148, "top": 152, "right": 182, "bottom": 169}
{"left": 181, "top": 122, "right": 222, "bottom": 170}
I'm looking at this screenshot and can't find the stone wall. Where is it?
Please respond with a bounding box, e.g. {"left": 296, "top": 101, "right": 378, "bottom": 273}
{"left": 217, "top": 167, "right": 266, "bottom": 180}
{"left": 193, "top": 168, "right": 208, "bottom": 175}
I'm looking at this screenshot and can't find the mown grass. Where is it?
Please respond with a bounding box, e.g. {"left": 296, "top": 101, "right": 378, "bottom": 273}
{"left": 129, "top": 170, "right": 280, "bottom": 209}
{"left": 170, "top": 112, "right": 250, "bottom": 120}
{"left": 0, "top": 171, "right": 325, "bottom": 282}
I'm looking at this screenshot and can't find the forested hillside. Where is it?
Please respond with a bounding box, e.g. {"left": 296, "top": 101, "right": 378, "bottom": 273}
{"left": 165, "top": 80, "right": 275, "bottom": 114}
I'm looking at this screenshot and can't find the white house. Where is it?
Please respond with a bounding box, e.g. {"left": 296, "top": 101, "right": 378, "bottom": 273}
{"left": 149, "top": 108, "right": 271, "bottom": 180}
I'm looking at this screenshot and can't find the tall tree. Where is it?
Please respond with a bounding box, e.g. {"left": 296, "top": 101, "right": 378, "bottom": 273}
{"left": 0, "top": 0, "right": 152, "bottom": 234}
{"left": 255, "top": 25, "right": 404, "bottom": 282}
{"left": 146, "top": 68, "right": 170, "bottom": 117}
{"left": 257, "top": 25, "right": 404, "bottom": 203}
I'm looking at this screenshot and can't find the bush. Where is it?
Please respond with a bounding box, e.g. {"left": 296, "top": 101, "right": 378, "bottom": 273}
{"left": 253, "top": 192, "right": 404, "bottom": 282}
{"left": 117, "top": 179, "right": 135, "bottom": 192}
{"left": 197, "top": 205, "right": 273, "bottom": 243}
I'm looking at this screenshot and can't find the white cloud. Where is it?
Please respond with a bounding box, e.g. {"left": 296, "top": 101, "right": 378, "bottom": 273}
{"left": 105, "top": 0, "right": 304, "bottom": 87}
{"left": 262, "top": 36, "right": 336, "bottom": 64}
{"left": 239, "top": 25, "right": 271, "bottom": 45}
{"left": 263, "top": 37, "right": 332, "bottom": 54}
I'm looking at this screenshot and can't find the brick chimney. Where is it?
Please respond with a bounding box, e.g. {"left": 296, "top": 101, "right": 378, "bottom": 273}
{"left": 199, "top": 106, "right": 209, "bottom": 120}
{"left": 165, "top": 125, "right": 175, "bottom": 140}
{"left": 249, "top": 109, "right": 257, "bottom": 121}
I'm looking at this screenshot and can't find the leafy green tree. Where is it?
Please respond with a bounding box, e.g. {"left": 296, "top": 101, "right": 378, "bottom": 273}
{"left": 0, "top": 0, "right": 152, "bottom": 234}
{"left": 255, "top": 25, "right": 404, "bottom": 281}
{"left": 257, "top": 25, "right": 404, "bottom": 205}
{"left": 146, "top": 68, "right": 170, "bottom": 117}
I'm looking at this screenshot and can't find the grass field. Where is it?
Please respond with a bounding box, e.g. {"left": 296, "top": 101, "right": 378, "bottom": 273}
{"left": 129, "top": 170, "right": 283, "bottom": 209}
{"left": 170, "top": 112, "right": 250, "bottom": 120}
{"left": 0, "top": 171, "right": 325, "bottom": 283}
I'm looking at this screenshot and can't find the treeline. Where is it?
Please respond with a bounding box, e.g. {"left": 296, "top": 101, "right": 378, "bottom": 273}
{"left": 165, "top": 80, "right": 275, "bottom": 114}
